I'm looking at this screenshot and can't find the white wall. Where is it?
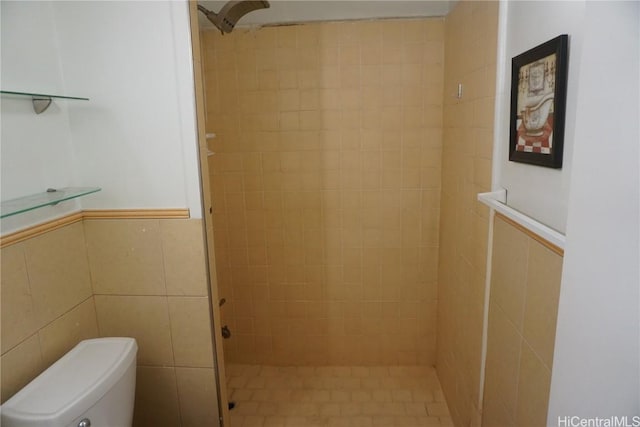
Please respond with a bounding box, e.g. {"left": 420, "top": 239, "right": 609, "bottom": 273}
{"left": 492, "top": 0, "right": 640, "bottom": 422}
{"left": 1, "top": 0, "right": 202, "bottom": 235}
{"left": 496, "top": 1, "right": 585, "bottom": 233}
{"left": 52, "top": 0, "right": 202, "bottom": 216}
{"left": 0, "top": 1, "right": 81, "bottom": 232}
{"left": 548, "top": 1, "right": 639, "bottom": 422}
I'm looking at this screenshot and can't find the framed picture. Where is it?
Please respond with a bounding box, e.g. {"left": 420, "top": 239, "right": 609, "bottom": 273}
{"left": 509, "top": 35, "right": 569, "bottom": 168}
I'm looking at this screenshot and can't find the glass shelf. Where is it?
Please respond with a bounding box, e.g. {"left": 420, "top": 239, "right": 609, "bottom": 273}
{"left": 0, "top": 90, "right": 89, "bottom": 101}
{"left": 1, "top": 90, "right": 89, "bottom": 114}
{"left": 1, "top": 187, "right": 101, "bottom": 219}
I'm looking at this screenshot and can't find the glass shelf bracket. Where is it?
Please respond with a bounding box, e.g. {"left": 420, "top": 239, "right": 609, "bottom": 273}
{"left": 0, "top": 90, "right": 89, "bottom": 114}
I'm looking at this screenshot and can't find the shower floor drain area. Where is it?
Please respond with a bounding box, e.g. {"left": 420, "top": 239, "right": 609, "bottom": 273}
{"left": 225, "top": 364, "right": 451, "bottom": 427}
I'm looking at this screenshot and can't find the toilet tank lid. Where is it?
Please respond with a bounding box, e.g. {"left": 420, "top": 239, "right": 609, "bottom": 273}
{"left": 1, "top": 337, "right": 137, "bottom": 425}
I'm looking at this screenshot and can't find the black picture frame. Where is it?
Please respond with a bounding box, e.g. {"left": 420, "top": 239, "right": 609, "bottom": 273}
{"left": 509, "top": 35, "right": 568, "bottom": 168}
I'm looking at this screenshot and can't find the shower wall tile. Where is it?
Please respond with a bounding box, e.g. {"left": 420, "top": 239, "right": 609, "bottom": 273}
{"left": 436, "top": 1, "right": 499, "bottom": 425}
{"left": 202, "top": 17, "right": 444, "bottom": 366}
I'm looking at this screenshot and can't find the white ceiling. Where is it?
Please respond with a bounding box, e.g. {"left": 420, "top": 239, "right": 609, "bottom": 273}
{"left": 197, "top": 0, "right": 455, "bottom": 30}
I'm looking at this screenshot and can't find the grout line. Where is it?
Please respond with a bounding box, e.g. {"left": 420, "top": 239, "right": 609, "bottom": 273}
{"left": 2, "top": 294, "right": 95, "bottom": 357}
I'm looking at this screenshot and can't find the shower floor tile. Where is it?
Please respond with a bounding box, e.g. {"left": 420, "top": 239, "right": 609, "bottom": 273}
{"left": 226, "top": 365, "right": 452, "bottom": 427}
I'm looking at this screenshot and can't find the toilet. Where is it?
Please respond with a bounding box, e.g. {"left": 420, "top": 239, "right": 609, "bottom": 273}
{"left": 1, "top": 337, "right": 137, "bottom": 427}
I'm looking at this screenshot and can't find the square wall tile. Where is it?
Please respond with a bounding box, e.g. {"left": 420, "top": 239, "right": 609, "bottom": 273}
{"left": 1, "top": 243, "right": 37, "bottom": 354}
{"left": 482, "top": 384, "right": 515, "bottom": 427}
{"left": 515, "top": 342, "right": 552, "bottom": 427}
{"left": 24, "top": 222, "right": 93, "bottom": 328}
{"left": 84, "top": 219, "right": 167, "bottom": 295}
{"left": 38, "top": 297, "right": 99, "bottom": 368}
{"left": 1, "top": 335, "right": 44, "bottom": 404}
{"left": 94, "top": 295, "right": 174, "bottom": 366}
{"left": 168, "top": 296, "right": 215, "bottom": 368}
{"left": 161, "top": 219, "right": 209, "bottom": 296}
{"left": 133, "top": 366, "right": 181, "bottom": 427}
{"left": 523, "top": 240, "right": 563, "bottom": 368}
{"left": 175, "top": 367, "right": 219, "bottom": 426}
{"left": 490, "top": 216, "right": 529, "bottom": 330}
{"left": 484, "top": 302, "right": 521, "bottom": 419}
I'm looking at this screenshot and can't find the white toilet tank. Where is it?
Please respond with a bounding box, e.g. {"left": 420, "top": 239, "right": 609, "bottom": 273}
{"left": 1, "top": 337, "right": 137, "bottom": 427}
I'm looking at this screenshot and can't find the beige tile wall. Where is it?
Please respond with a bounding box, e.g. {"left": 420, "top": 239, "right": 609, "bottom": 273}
{"left": 1, "top": 218, "right": 219, "bottom": 426}
{"left": 436, "top": 1, "right": 498, "bottom": 426}
{"left": 482, "top": 215, "right": 563, "bottom": 426}
{"left": 84, "top": 218, "right": 218, "bottom": 426}
{"left": 1, "top": 222, "right": 98, "bottom": 403}
{"left": 202, "top": 18, "right": 444, "bottom": 366}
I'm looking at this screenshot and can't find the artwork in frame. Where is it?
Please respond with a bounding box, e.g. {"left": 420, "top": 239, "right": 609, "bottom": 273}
{"left": 509, "top": 34, "right": 569, "bottom": 168}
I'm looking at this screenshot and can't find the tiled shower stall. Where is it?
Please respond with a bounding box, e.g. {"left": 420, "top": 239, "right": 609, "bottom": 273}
{"left": 204, "top": 18, "right": 445, "bottom": 367}
{"left": 201, "top": 2, "right": 503, "bottom": 425}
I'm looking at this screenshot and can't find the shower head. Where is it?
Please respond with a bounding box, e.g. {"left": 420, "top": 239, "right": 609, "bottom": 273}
{"left": 197, "top": 1, "right": 270, "bottom": 34}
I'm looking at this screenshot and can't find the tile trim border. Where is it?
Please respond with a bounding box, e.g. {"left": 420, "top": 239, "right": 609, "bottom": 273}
{"left": 478, "top": 189, "right": 565, "bottom": 252}
{"left": 495, "top": 212, "right": 564, "bottom": 257}
{"left": 82, "top": 209, "right": 190, "bottom": 220}
{"left": 0, "top": 212, "right": 84, "bottom": 248}
{"left": 1, "top": 209, "right": 190, "bottom": 248}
